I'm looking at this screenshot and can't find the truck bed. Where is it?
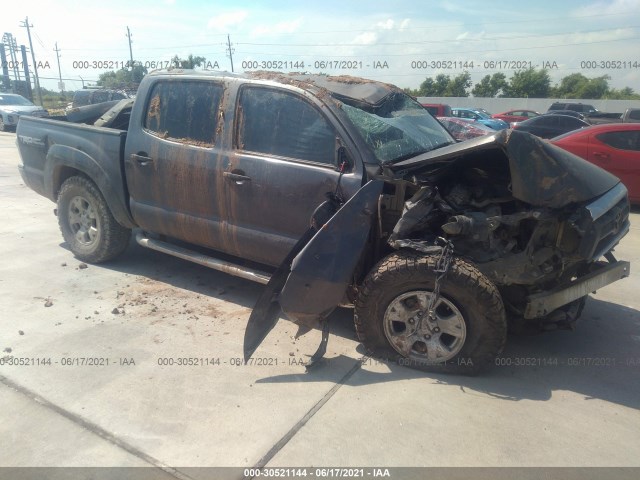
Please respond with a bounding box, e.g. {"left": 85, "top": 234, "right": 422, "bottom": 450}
{"left": 17, "top": 116, "right": 134, "bottom": 228}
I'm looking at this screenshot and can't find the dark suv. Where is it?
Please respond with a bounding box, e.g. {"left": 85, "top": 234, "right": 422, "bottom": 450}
{"left": 548, "top": 102, "right": 598, "bottom": 114}
{"left": 66, "top": 89, "right": 128, "bottom": 111}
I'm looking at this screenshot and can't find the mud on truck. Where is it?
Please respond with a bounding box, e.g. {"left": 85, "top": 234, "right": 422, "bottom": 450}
{"left": 17, "top": 70, "right": 631, "bottom": 374}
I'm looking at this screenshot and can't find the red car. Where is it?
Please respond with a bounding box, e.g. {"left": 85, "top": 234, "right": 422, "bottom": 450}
{"left": 492, "top": 109, "right": 539, "bottom": 123}
{"left": 551, "top": 123, "right": 640, "bottom": 204}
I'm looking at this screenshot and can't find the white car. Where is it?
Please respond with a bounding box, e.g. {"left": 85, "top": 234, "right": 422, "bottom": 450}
{"left": 0, "top": 94, "right": 48, "bottom": 132}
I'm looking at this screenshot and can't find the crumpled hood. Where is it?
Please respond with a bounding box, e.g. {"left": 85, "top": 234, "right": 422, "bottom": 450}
{"left": 386, "top": 129, "right": 620, "bottom": 209}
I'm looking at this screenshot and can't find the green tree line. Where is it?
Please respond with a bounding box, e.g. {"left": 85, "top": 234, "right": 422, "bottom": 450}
{"left": 405, "top": 69, "right": 640, "bottom": 100}
{"left": 96, "top": 54, "right": 208, "bottom": 89}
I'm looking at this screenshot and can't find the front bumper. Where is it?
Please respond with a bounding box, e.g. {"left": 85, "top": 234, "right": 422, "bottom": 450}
{"left": 524, "top": 260, "right": 630, "bottom": 319}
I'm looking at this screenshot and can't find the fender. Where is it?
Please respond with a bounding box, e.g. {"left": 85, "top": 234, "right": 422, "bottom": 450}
{"left": 44, "top": 144, "right": 136, "bottom": 228}
{"left": 279, "top": 179, "right": 384, "bottom": 325}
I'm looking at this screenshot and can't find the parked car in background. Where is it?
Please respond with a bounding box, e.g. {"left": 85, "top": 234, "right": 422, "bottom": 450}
{"left": 420, "top": 103, "right": 452, "bottom": 117}
{"left": 551, "top": 123, "right": 640, "bottom": 204}
{"left": 450, "top": 108, "right": 509, "bottom": 130}
{"left": 512, "top": 114, "right": 590, "bottom": 139}
{"left": 492, "top": 109, "right": 540, "bottom": 124}
{"left": 438, "top": 116, "right": 495, "bottom": 142}
{"left": 0, "top": 93, "right": 48, "bottom": 132}
{"left": 543, "top": 110, "right": 586, "bottom": 120}
{"left": 586, "top": 108, "right": 640, "bottom": 126}
{"left": 66, "top": 89, "right": 128, "bottom": 111}
{"left": 548, "top": 102, "right": 598, "bottom": 115}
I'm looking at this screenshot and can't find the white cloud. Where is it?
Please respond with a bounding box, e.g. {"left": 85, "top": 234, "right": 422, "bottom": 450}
{"left": 376, "top": 19, "right": 394, "bottom": 30}
{"left": 571, "top": 0, "right": 640, "bottom": 17}
{"left": 399, "top": 19, "right": 410, "bottom": 31}
{"left": 353, "top": 32, "right": 377, "bottom": 45}
{"left": 252, "top": 17, "right": 303, "bottom": 36}
{"left": 207, "top": 10, "right": 248, "bottom": 31}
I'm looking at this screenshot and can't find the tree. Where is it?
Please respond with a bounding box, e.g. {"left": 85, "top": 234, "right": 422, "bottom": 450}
{"left": 471, "top": 73, "right": 507, "bottom": 97}
{"left": 97, "top": 63, "right": 148, "bottom": 89}
{"left": 551, "top": 73, "right": 610, "bottom": 99}
{"left": 445, "top": 72, "right": 472, "bottom": 97}
{"left": 415, "top": 74, "right": 450, "bottom": 96}
{"left": 503, "top": 68, "right": 551, "bottom": 98}
{"left": 414, "top": 72, "right": 471, "bottom": 97}
{"left": 605, "top": 87, "right": 640, "bottom": 100}
{"left": 171, "top": 54, "right": 207, "bottom": 69}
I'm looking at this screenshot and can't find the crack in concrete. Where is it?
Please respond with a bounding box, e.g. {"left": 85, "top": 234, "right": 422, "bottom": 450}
{"left": 251, "top": 357, "right": 366, "bottom": 471}
{"left": 0, "top": 374, "right": 195, "bottom": 480}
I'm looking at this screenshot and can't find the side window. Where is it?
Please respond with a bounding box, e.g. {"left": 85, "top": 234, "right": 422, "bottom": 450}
{"left": 236, "top": 87, "right": 336, "bottom": 165}
{"left": 144, "top": 81, "right": 222, "bottom": 146}
{"left": 628, "top": 110, "right": 640, "bottom": 121}
{"left": 596, "top": 131, "right": 640, "bottom": 151}
{"left": 92, "top": 91, "right": 109, "bottom": 104}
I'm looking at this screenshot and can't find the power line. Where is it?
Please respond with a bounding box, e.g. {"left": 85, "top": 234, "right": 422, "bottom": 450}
{"left": 19, "top": 16, "right": 43, "bottom": 106}
{"left": 126, "top": 26, "right": 134, "bottom": 67}
{"left": 226, "top": 34, "right": 234, "bottom": 72}
{"left": 54, "top": 42, "right": 63, "bottom": 92}
{"left": 236, "top": 26, "right": 640, "bottom": 47}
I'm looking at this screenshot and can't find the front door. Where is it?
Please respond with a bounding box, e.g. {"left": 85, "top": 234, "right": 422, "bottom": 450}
{"left": 222, "top": 85, "right": 363, "bottom": 267}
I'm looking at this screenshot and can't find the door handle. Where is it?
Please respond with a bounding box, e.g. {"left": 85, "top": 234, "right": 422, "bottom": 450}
{"left": 593, "top": 151, "right": 610, "bottom": 161}
{"left": 131, "top": 153, "right": 153, "bottom": 165}
{"left": 224, "top": 171, "right": 252, "bottom": 184}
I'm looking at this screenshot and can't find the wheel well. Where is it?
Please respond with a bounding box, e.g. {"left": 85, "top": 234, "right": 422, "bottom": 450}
{"left": 53, "top": 167, "right": 88, "bottom": 198}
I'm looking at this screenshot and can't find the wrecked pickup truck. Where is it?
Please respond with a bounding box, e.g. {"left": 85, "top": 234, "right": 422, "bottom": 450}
{"left": 17, "top": 70, "right": 631, "bottom": 374}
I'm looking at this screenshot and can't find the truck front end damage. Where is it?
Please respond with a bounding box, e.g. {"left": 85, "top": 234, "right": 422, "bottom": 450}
{"left": 380, "top": 129, "right": 630, "bottom": 332}
{"left": 243, "top": 75, "right": 630, "bottom": 372}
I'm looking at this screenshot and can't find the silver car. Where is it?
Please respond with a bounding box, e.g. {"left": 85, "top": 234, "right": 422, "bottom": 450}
{"left": 0, "top": 94, "right": 48, "bottom": 132}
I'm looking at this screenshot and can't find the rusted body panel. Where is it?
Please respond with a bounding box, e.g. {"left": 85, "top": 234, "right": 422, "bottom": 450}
{"left": 16, "top": 69, "right": 632, "bottom": 365}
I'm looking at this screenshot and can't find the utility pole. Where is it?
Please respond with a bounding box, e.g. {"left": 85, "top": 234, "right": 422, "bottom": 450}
{"left": 126, "top": 26, "right": 134, "bottom": 69}
{"left": 226, "top": 34, "right": 234, "bottom": 72}
{"left": 19, "top": 17, "right": 43, "bottom": 106}
{"left": 54, "top": 42, "right": 64, "bottom": 92}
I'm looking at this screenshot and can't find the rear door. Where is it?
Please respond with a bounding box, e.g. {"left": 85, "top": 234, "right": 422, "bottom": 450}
{"left": 124, "top": 80, "right": 229, "bottom": 251}
{"left": 588, "top": 130, "right": 640, "bottom": 200}
{"left": 222, "top": 84, "right": 363, "bottom": 267}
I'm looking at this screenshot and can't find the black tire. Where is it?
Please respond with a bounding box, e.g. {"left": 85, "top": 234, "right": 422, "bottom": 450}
{"left": 354, "top": 251, "right": 507, "bottom": 375}
{"left": 57, "top": 176, "right": 131, "bottom": 263}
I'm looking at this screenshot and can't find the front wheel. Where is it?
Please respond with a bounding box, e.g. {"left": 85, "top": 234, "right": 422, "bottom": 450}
{"left": 354, "top": 251, "right": 507, "bottom": 375}
{"left": 57, "top": 176, "right": 131, "bottom": 263}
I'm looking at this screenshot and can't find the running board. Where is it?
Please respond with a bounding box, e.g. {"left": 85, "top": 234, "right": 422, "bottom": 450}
{"left": 135, "top": 233, "right": 271, "bottom": 285}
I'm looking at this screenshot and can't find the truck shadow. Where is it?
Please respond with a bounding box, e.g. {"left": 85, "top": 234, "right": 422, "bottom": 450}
{"left": 256, "top": 298, "right": 640, "bottom": 411}
{"left": 70, "top": 238, "right": 640, "bottom": 411}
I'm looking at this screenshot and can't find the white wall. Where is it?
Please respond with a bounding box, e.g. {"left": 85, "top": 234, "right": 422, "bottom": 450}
{"left": 417, "top": 97, "right": 640, "bottom": 114}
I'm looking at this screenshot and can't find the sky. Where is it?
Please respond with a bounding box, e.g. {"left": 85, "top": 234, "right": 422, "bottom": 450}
{"left": 2, "top": 0, "right": 640, "bottom": 93}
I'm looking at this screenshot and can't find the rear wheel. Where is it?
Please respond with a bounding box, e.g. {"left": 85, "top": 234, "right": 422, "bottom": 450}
{"left": 57, "top": 176, "right": 131, "bottom": 263}
{"left": 354, "top": 251, "right": 507, "bottom": 375}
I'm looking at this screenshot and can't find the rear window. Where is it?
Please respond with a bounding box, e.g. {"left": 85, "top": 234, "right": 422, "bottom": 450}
{"left": 596, "top": 131, "right": 640, "bottom": 151}
{"left": 144, "top": 81, "right": 223, "bottom": 146}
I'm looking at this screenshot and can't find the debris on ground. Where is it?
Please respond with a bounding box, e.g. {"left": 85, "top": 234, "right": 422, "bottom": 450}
{"left": 78, "top": 263, "right": 88, "bottom": 269}
{"left": 44, "top": 299, "right": 53, "bottom": 307}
